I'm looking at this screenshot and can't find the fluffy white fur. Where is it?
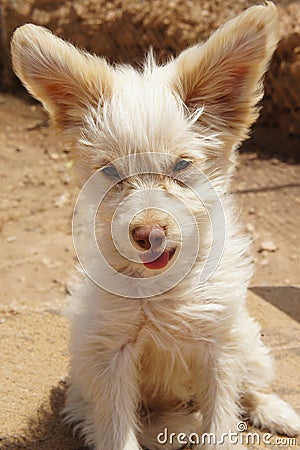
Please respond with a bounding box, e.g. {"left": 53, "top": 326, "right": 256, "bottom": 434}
{"left": 11, "top": 3, "right": 300, "bottom": 449}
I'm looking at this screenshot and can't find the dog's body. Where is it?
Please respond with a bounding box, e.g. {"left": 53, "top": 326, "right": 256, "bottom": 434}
{"left": 11, "top": 3, "right": 300, "bottom": 449}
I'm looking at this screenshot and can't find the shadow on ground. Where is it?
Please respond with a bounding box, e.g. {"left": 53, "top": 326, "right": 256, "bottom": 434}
{"left": 250, "top": 286, "right": 300, "bottom": 323}
{"left": 1, "top": 380, "right": 85, "bottom": 450}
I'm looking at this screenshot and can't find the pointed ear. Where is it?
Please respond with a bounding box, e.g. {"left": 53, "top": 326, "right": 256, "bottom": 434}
{"left": 11, "top": 24, "right": 113, "bottom": 137}
{"left": 173, "top": 2, "right": 279, "bottom": 148}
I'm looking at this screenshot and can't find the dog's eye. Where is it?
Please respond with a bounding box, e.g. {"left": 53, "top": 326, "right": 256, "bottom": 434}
{"left": 102, "top": 165, "right": 120, "bottom": 180}
{"left": 173, "top": 158, "right": 192, "bottom": 172}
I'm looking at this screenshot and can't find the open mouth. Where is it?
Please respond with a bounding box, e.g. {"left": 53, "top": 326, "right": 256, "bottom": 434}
{"left": 139, "top": 247, "right": 176, "bottom": 270}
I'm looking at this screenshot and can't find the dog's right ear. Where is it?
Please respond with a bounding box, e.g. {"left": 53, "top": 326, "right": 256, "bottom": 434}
{"left": 11, "top": 24, "right": 113, "bottom": 138}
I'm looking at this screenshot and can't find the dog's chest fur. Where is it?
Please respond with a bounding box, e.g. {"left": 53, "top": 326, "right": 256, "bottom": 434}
{"left": 140, "top": 336, "right": 200, "bottom": 411}
{"left": 118, "top": 299, "right": 212, "bottom": 411}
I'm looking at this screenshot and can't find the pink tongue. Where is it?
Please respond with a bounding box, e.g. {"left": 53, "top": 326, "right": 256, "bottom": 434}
{"left": 141, "top": 251, "right": 170, "bottom": 270}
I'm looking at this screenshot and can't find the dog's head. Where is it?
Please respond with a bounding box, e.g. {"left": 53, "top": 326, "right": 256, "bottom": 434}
{"left": 11, "top": 3, "right": 279, "bottom": 283}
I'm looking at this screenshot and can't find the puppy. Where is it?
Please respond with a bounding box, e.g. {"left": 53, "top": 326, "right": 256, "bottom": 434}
{"left": 11, "top": 3, "right": 300, "bottom": 449}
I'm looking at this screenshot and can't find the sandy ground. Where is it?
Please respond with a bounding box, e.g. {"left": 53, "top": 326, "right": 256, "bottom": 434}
{"left": 0, "top": 93, "right": 299, "bottom": 449}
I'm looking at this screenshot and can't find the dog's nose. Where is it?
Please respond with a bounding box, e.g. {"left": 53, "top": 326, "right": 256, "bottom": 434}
{"left": 132, "top": 225, "right": 166, "bottom": 251}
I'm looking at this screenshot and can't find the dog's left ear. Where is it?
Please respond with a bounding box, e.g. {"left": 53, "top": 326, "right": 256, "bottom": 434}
{"left": 172, "top": 2, "right": 279, "bottom": 152}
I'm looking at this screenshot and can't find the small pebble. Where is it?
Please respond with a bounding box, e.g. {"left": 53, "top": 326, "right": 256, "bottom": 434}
{"left": 61, "top": 173, "right": 71, "bottom": 185}
{"left": 42, "top": 258, "right": 52, "bottom": 268}
{"left": 270, "top": 158, "right": 280, "bottom": 165}
{"left": 6, "top": 236, "right": 17, "bottom": 243}
{"left": 65, "top": 160, "right": 74, "bottom": 169}
{"left": 260, "top": 258, "right": 269, "bottom": 267}
{"left": 18, "top": 276, "right": 26, "bottom": 283}
{"left": 246, "top": 223, "right": 255, "bottom": 233}
{"left": 259, "top": 240, "right": 278, "bottom": 253}
{"left": 54, "top": 193, "right": 70, "bottom": 207}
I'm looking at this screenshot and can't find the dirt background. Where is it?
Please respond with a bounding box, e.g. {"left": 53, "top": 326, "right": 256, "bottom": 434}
{"left": 0, "top": 0, "right": 299, "bottom": 449}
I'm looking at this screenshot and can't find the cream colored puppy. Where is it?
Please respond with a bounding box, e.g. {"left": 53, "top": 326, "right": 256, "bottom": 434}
{"left": 11, "top": 3, "right": 300, "bottom": 449}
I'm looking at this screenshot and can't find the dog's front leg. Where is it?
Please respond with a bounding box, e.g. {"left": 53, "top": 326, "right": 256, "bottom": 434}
{"left": 75, "top": 340, "right": 142, "bottom": 450}
{"left": 95, "top": 343, "right": 142, "bottom": 450}
{"left": 195, "top": 344, "right": 245, "bottom": 450}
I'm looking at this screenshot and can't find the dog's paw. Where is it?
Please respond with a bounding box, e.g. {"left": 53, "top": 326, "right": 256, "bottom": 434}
{"left": 248, "top": 392, "right": 300, "bottom": 437}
